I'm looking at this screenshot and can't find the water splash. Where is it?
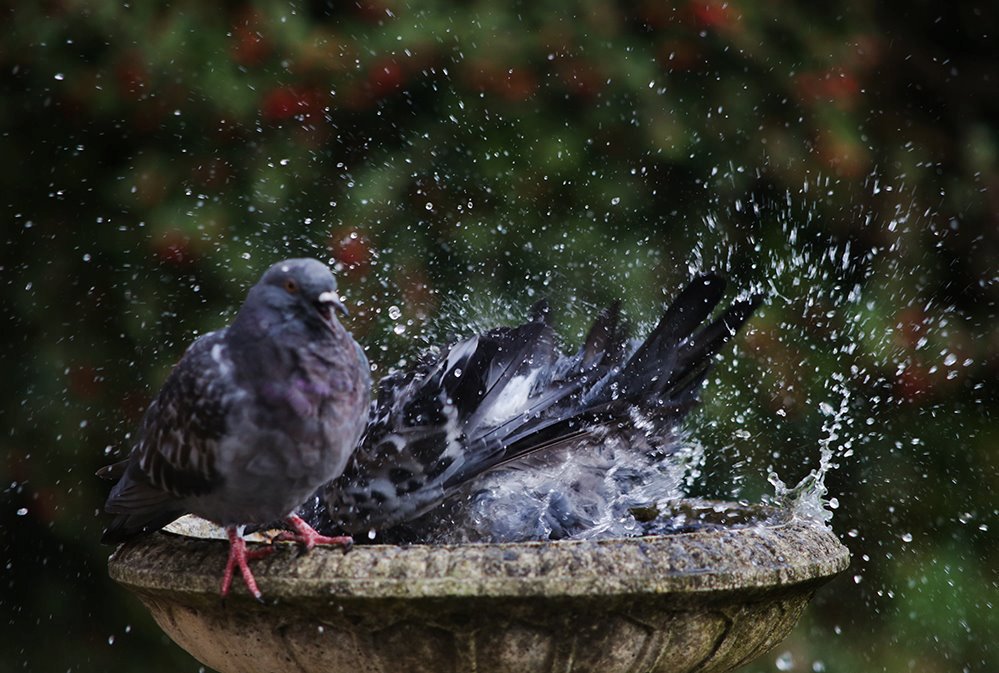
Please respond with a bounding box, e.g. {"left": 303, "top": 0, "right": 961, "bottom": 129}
{"left": 766, "top": 372, "right": 850, "bottom": 525}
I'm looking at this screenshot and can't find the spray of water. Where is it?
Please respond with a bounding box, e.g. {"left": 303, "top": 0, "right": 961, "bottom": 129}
{"left": 318, "top": 171, "right": 982, "bottom": 546}
{"left": 766, "top": 372, "right": 851, "bottom": 524}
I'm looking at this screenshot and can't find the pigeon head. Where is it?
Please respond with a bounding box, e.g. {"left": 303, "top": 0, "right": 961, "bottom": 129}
{"left": 242, "top": 258, "right": 348, "bottom": 330}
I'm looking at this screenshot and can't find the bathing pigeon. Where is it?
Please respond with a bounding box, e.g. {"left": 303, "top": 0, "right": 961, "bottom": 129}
{"left": 304, "top": 274, "right": 761, "bottom": 543}
{"left": 98, "top": 258, "right": 370, "bottom": 599}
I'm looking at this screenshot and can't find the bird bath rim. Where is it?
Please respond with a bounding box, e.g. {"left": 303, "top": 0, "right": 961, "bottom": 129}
{"left": 108, "top": 500, "right": 850, "bottom": 602}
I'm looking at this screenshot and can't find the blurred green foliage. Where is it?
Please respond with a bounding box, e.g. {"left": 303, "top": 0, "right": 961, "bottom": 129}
{"left": 1, "top": 1, "right": 996, "bottom": 672}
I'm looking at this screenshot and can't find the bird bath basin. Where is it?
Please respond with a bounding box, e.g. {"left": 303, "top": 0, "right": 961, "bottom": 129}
{"left": 107, "top": 501, "right": 849, "bottom": 673}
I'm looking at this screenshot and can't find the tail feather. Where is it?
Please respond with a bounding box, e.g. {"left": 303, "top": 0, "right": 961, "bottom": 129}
{"left": 100, "top": 508, "right": 186, "bottom": 544}
{"left": 664, "top": 295, "right": 763, "bottom": 397}
{"left": 98, "top": 460, "right": 188, "bottom": 545}
{"left": 578, "top": 300, "right": 626, "bottom": 371}
{"left": 95, "top": 459, "right": 128, "bottom": 481}
{"left": 621, "top": 275, "right": 724, "bottom": 382}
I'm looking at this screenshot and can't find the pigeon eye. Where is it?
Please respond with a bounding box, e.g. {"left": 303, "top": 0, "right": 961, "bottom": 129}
{"left": 284, "top": 279, "right": 299, "bottom": 294}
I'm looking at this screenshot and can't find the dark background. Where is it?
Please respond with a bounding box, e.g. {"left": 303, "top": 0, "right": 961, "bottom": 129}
{"left": 2, "top": 2, "right": 996, "bottom": 672}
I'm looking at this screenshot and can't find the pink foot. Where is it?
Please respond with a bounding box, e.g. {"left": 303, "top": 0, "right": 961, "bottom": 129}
{"left": 273, "top": 514, "right": 353, "bottom": 554}
{"left": 220, "top": 526, "right": 275, "bottom": 600}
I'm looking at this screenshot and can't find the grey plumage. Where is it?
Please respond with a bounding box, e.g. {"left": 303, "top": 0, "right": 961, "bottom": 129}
{"left": 304, "top": 273, "right": 761, "bottom": 543}
{"left": 99, "top": 258, "right": 370, "bottom": 596}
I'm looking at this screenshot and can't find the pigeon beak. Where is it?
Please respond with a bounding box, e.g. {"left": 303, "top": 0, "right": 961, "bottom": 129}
{"left": 317, "top": 291, "right": 349, "bottom": 318}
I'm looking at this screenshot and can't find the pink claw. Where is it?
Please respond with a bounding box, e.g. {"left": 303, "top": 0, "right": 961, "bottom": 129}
{"left": 220, "top": 526, "right": 275, "bottom": 600}
{"left": 273, "top": 514, "right": 353, "bottom": 553}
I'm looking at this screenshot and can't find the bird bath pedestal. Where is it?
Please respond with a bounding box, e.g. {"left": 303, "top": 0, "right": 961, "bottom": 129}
{"left": 108, "top": 502, "right": 848, "bottom": 673}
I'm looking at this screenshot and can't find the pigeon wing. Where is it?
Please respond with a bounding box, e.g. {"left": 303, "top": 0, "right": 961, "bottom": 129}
{"left": 320, "top": 316, "right": 559, "bottom": 533}
{"left": 101, "top": 331, "right": 234, "bottom": 541}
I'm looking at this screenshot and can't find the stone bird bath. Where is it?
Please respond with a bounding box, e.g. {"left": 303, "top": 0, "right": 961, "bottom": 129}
{"left": 108, "top": 501, "right": 848, "bottom": 673}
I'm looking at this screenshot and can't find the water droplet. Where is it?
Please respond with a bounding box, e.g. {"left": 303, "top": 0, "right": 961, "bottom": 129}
{"left": 610, "top": 197, "right": 620, "bottom": 206}
{"left": 54, "top": 73, "right": 65, "bottom": 81}
{"left": 425, "top": 202, "right": 433, "bottom": 211}
{"left": 388, "top": 305, "right": 402, "bottom": 320}
{"left": 900, "top": 532, "right": 912, "bottom": 543}
{"left": 16, "top": 507, "right": 27, "bottom": 516}
{"left": 107, "top": 635, "right": 115, "bottom": 645}
{"left": 393, "top": 324, "right": 406, "bottom": 335}
{"left": 775, "top": 651, "right": 794, "bottom": 671}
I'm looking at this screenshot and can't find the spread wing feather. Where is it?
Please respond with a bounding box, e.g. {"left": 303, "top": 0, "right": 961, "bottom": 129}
{"left": 314, "top": 275, "right": 763, "bottom": 537}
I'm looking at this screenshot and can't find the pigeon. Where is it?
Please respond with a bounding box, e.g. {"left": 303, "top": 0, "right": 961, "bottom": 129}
{"left": 98, "top": 258, "right": 370, "bottom": 599}
{"left": 303, "top": 273, "right": 762, "bottom": 543}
